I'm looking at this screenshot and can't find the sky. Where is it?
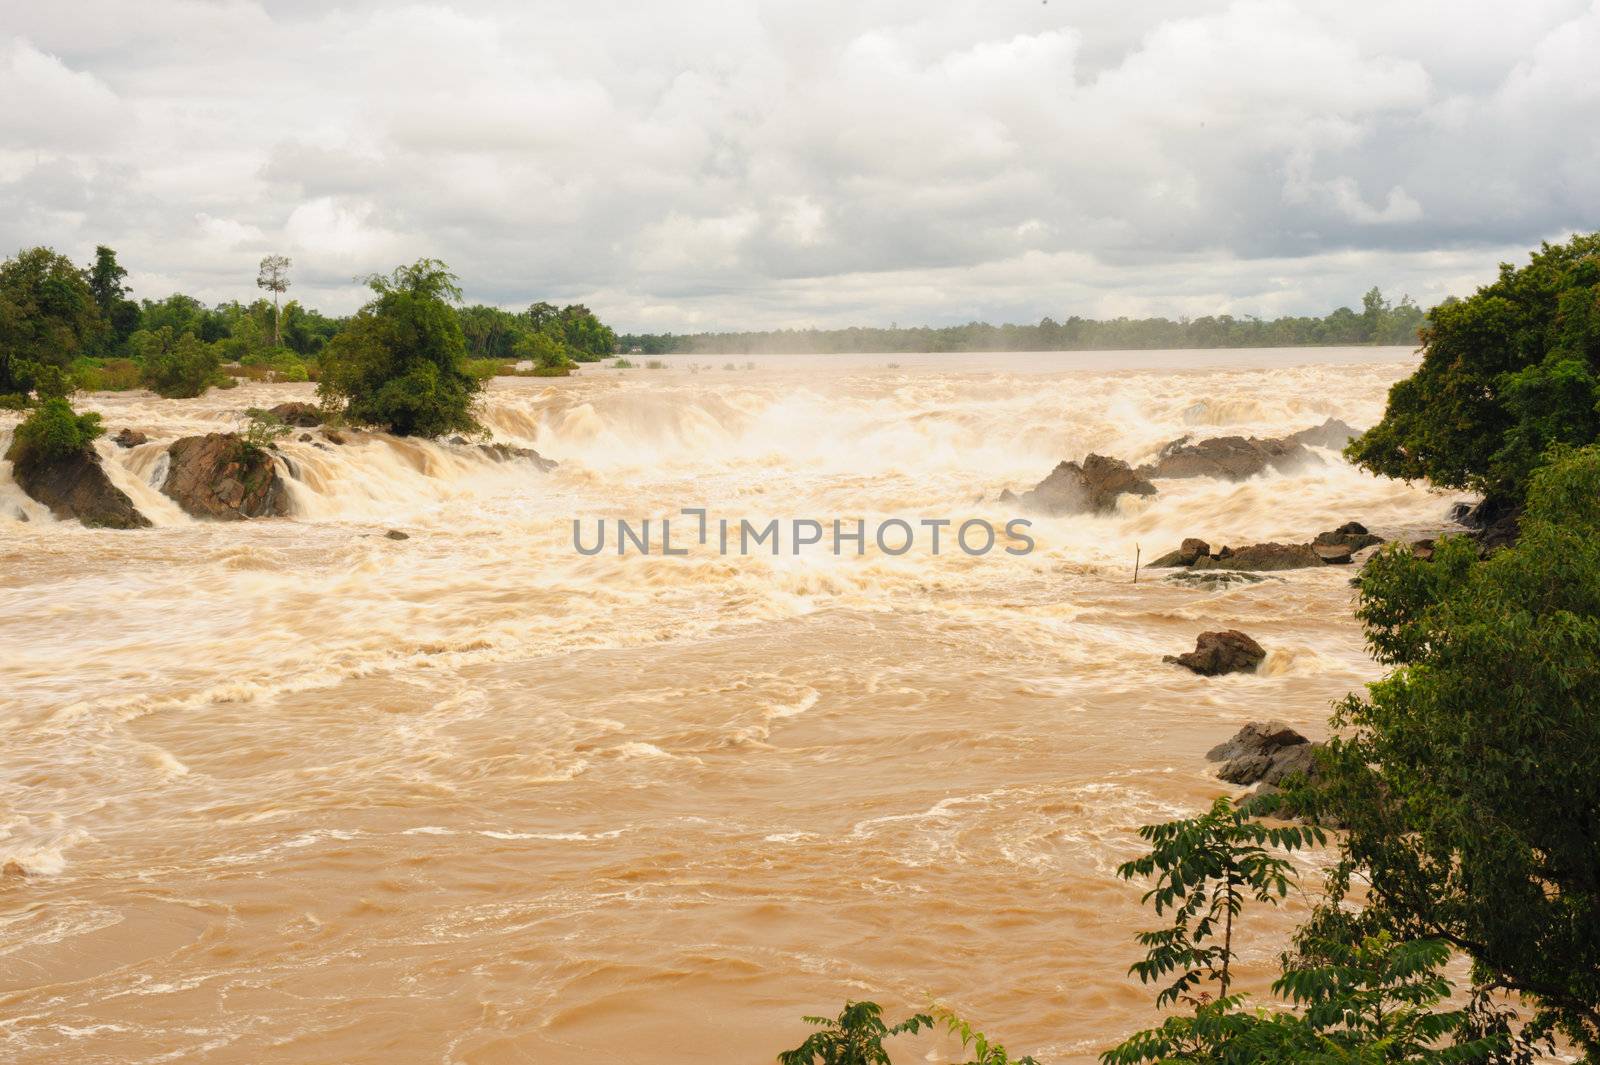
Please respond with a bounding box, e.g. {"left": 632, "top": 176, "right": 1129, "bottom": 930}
{"left": 2, "top": 0, "right": 1598, "bottom": 332}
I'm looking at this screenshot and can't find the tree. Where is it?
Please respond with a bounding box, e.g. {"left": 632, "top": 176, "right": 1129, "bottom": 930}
{"left": 1321, "top": 444, "right": 1600, "bottom": 1058}
{"left": 556, "top": 302, "right": 617, "bottom": 361}
{"left": 256, "top": 254, "right": 292, "bottom": 348}
{"left": 142, "top": 333, "right": 221, "bottom": 398}
{"left": 316, "top": 258, "right": 482, "bottom": 437}
{"left": 0, "top": 246, "right": 104, "bottom": 395}
{"left": 5, "top": 396, "right": 104, "bottom": 464}
{"left": 1114, "top": 796, "right": 1323, "bottom": 1008}
{"left": 1347, "top": 233, "right": 1600, "bottom": 506}
{"left": 513, "top": 329, "right": 573, "bottom": 371}
{"left": 84, "top": 245, "right": 140, "bottom": 354}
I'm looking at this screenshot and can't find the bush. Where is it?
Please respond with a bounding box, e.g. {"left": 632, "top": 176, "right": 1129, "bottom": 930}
{"left": 241, "top": 408, "right": 291, "bottom": 453}
{"left": 70, "top": 357, "right": 142, "bottom": 392}
{"left": 143, "top": 333, "right": 221, "bottom": 398}
{"left": 6, "top": 396, "right": 103, "bottom": 463}
{"left": 317, "top": 259, "right": 481, "bottom": 437}
{"left": 612, "top": 357, "right": 636, "bottom": 369}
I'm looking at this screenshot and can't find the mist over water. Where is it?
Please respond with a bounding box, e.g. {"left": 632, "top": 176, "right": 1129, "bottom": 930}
{"left": 1, "top": 348, "right": 1451, "bottom": 1063}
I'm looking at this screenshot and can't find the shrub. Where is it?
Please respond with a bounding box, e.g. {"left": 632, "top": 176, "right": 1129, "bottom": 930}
{"left": 6, "top": 396, "right": 103, "bottom": 463}
{"left": 143, "top": 333, "right": 221, "bottom": 398}
{"left": 71, "top": 357, "right": 142, "bottom": 392}
{"left": 317, "top": 259, "right": 481, "bottom": 437}
{"left": 241, "top": 408, "right": 291, "bottom": 453}
{"left": 612, "top": 357, "right": 636, "bottom": 369}
{"left": 645, "top": 359, "right": 667, "bottom": 369}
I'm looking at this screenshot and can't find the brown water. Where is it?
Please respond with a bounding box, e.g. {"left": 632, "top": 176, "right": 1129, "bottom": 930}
{"left": 0, "top": 348, "right": 1453, "bottom": 1063}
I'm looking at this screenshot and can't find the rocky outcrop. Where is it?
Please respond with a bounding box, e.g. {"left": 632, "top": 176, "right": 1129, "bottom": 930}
{"left": 267, "top": 402, "right": 324, "bottom": 427}
{"left": 161, "top": 433, "right": 290, "bottom": 520}
{"left": 1287, "top": 418, "right": 1360, "bottom": 450}
{"left": 1142, "top": 434, "right": 1319, "bottom": 481}
{"left": 1149, "top": 537, "right": 1211, "bottom": 568}
{"left": 1206, "top": 721, "right": 1324, "bottom": 787}
{"left": 1314, "top": 520, "right": 1385, "bottom": 552}
{"left": 112, "top": 428, "right": 148, "bottom": 448}
{"left": 477, "top": 442, "right": 558, "bottom": 472}
{"left": 1163, "top": 629, "right": 1266, "bottom": 675}
{"left": 7, "top": 446, "right": 150, "bottom": 528}
{"left": 1018, "top": 453, "right": 1156, "bottom": 515}
{"left": 1192, "top": 542, "right": 1325, "bottom": 571}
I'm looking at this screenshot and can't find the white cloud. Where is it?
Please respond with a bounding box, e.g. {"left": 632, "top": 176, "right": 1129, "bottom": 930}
{"left": 0, "top": 0, "right": 1595, "bottom": 328}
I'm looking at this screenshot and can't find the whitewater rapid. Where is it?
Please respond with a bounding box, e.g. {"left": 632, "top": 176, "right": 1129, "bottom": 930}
{"left": 0, "top": 348, "right": 1452, "bottom": 1063}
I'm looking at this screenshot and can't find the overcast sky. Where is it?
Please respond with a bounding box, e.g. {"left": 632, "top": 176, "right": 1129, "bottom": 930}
{"left": 3, "top": 0, "right": 1598, "bottom": 331}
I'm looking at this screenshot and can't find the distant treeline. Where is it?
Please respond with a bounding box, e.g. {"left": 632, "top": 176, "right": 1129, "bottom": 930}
{"left": 619, "top": 287, "right": 1430, "bottom": 355}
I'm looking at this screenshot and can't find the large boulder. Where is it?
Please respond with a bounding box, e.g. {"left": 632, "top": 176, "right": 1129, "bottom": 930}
{"left": 1286, "top": 418, "right": 1360, "bottom": 450}
{"left": 1163, "top": 629, "right": 1267, "bottom": 675}
{"left": 1019, "top": 453, "right": 1156, "bottom": 515}
{"left": 161, "top": 433, "right": 290, "bottom": 520}
{"left": 1313, "top": 521, "right": 1385, "bottom": 552}
{"left": 7, "top": 446, "right": 150, "bottom": 529}
{"left": 1191, "top": 542, "right": 1324, "bottom": 570}
{"left": 1148, "top": 537, "right": 1211, "bottom": 568}
{"left": 267, "top": 402, "right": 324, "bottom": 427}
{"left": 1206, "top": 720, "right": 1324, "bottom": 787}
{"left": 1144, "top": 434, "right": 1319, "bottom": 481}
{"left": 111, "top": 428, "right": 148, "bottom": 448}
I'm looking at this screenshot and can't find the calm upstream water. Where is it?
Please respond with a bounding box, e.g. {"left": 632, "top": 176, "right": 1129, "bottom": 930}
{"left": 0, "top": 348, "right": 1452, "bottom": 1064}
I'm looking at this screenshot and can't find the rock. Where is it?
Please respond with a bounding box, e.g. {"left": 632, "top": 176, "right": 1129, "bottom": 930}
{"left": 1286, "top": 418, "right": 1359, "bottom": 450}
{"left": 998, "top": 487, "right": 1019, "bottom": 505}
{"left": 112, "top": 428, "right": 148, "bottom": 448}
{"left": 1191, "top": 542, "right": 1325, "bottom": 571}
{"left": 1206, "top": 720, "right": 1308, "bottom": 763}
{"left": 1019, "top": 453, "right": 1156, "bottom": 515}
{"left": 267, "top": 402, "right": 324, "bottom": 427}
{"left": 7, "top": 445, "right": 150, "bottom": 529}
{"left": 1145, "top": 434, "right": 1319, "bottom": 481}
{"left": 385, "top": 529, "right": 410, "bottom": 540}
{"left": 476, "top": 442, "right": 558, "bottom": 472}
{"left": 1313, "top": 521, "right": 1385, "bottom": 552}
{"left": 1312, "top": 542, "right": 1355, "bottom": 564}
{"left": 1205, "top": 720, "right": 1323, "bottom": 788}
{"left": 298, "top": 432, "right": 313, "bottom": 442}
{"left": 1409, "top": 538, "right": 1436, "bottom": 561}
{"left": 161, "top": 433, "right": 290, "bottom": 520}
{"left": 323, "top": 430, "right": 346, "bottom": 445}
{"left": 1163, "top": 629, "right": 1267, "bottom": 675}
{"left": 1445, "top": 498, "right": 1521, "bottom": 554}
{"left": 1164, "top": 570, "right": 1276, "bottom": 588}
{"left": 1149, "top": 537, "right": 1211, "bottom": 568}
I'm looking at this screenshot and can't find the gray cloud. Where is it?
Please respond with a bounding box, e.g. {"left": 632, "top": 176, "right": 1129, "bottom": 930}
{"left": 2, "top": 0, "right": 1597, "bottom": 330}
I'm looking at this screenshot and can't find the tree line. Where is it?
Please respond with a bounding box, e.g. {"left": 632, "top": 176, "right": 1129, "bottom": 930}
{"left": 776, "top": 233, "right": 1600, "bottom": 1063}
{"left": 619, "top": 288, "right": 1429, "bottom": 355}
{"left": 0, "top": 244, "right": 619, "bottom": 406}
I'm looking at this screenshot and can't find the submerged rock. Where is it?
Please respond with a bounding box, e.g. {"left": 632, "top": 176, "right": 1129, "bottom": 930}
{"left": 385, "top": 529, "right": 410, "bottom": 540}
{"left": 1164, "top": 570, "right": 1277, "bottom": 588}
{"left": 1143, "top": 434, "right": 1319, "bottom": 481}
{"left": 112, "top": 428, "right": 149, "bottom": 448}
{"left": 1018, "top": 453, "right": 1155, "bottom": 515}
{"left": 267, "top": 402, "right": 324, "bottom": 427}
{"left": 1163, "top": 629, "right": 1267, "bottom": 675}
{"left": 477, "top": 442, "right": 558, "bottom": 472}
{"left": 7, "top": 446, "right": 150, "bottom": 529}
{"left": 161, "top": 433, "right": 290, "bottom": 520}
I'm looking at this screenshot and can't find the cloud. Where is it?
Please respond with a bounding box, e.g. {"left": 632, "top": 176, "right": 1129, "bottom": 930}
{"left": 0, "top": 0, "right": 1596, "bottom": 330}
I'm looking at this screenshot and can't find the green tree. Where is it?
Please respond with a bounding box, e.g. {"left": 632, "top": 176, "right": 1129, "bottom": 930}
{"left": 778, "top": 1002, "right": 933, "bottom": 1065}
{"left": 1116, "top": 796, "right": 1323, "bottom": 1008}
{"left": 556, "top": 303, "right": 617, "bottom": 361}
{"left": 514, "top": 329, "right": 573, "bottom": 371}
{"left": 143, "top": 333, "right": 221, "bottom": 398}
{"left": 317, "top": 259, "right": 482, "bottom": 437}
{"left": 0, "top": 246, "right": 104, "bottom": 394}
{"left": 1348, "top": 233, "right": 1600, "bottom": 505}
{"left": 84, "top": 245, "right": 141, "bottom": 354}
{"left": 256, "top": 254, "right": 291, "bottom": 348}
{"left": 1318, "top": 443, "right": 1600, "bottom": 1058}
{"left": 6, "top": 396, "right": 104, "bottom": 463}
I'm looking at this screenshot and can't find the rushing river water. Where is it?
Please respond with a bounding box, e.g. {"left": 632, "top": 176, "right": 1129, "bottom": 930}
{"left": 0, "top": 347, "right": 1456, "bottom": 1063}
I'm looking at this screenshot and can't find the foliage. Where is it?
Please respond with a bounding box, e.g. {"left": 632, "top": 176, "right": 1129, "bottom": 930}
{"left": 777, "top": 1002, "right": 933, "bottom": 1065}
{"left": 7, "top": 396, "right": 104, "bottom": 463}
{"left": 85, "top": 245, "right": 140, "bottom": 354}
{"left": 0, "top": 246, "right": 104, "bottom": 394}
{"left": 316, "top": 259, "right": 482, "bottom": 437}
{"left": 555, "top": 302, "right": 616, "bottom": 361}
{"left": 70, "top": 357, "right": 143, "bottom": 392}
{"left": 934, "top": 1010, "right": 1038, "bottom": 1065}
{"left": 513, "top": 328, "right": 574, "bottom": 370}
{"left": 613, "top": 357, "right": 637, "bottom": 368}
{"left": 241, "top": 408, "right": 291, "bottom": 453}
{"left": 1320, "top": 443, "right": 1600, "bottom": 1058}
{"left": 1348, "top": 232, "right": 1600, "bottom": 504}
{"left": 143, "top": 333, "right": 221, "bottom": 398}
{"left": 1116, "top": 796, "right": 1324, "bottom": 1007}
{"left": 256, "top": 254, "right": 292, "bottom": 347}
{"left": 615, "top": 287, "right": 1428, "bottom": 357}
